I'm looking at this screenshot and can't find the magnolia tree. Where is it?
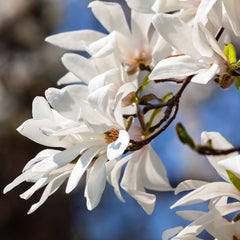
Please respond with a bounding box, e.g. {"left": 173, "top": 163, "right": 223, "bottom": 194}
{"left": 4, "top": 0, "right": 240, "bottom": 239}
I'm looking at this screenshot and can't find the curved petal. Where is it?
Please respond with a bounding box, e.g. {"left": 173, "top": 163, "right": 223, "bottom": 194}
{"left": 162, "top": 226, "right": 183, "bottom": 240}
{"left": 89, "top": 1, "right": 130, "bottom": 36}
{"left": 201, "top": 131, "right": 238, "bottom": 181}
{"left": 45, "top": 30, "right": 105, "bottom": 51}
{"left": 175, "top": 180, "right": 208, "bottom": 195}
{"left": 152, "top": 13, "right": 200, "bottom": 57}
{"left": 27, "top": 171, "right": 71, "bottom": 214}
{"left": 171, "top": 182, "right": 240, "bottom": 209}
{"left": 107, "top": 130, "right": 130, "bottom": 161}
{"left": 61, "top": 53, "right": 97, "bottom": 84}
{"left": 84, "top": 154, "right": 107, "bottom": 210}
{"left": 125, "top": 0, "right": 155, "bottom": 13}
{"left": 149, "top": 55, "right": 207, "bottom": 80}
{"left": 142, "top": 145, "right": 173, "bottom": 191}
{"left": 66, "top": 146, "right": 106, "bottom": 194}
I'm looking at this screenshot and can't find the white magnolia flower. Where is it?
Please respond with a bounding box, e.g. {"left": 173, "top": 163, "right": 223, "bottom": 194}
{"left": 149, "top": 13, "right": 229, "bottom": 84}
{"left": 4, "top": 83, "right": 131, "bottom": 213}
{"left": 163, "top": 201, "right": 240, "bottom": 239}
{"left": 169, "top": 132, "right": 240, "bottom": 222}
{"left": 46, "top": 1, "right": 172, "bottom": 74}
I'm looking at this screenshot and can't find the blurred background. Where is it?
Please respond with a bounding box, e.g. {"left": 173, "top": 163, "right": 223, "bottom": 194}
{"left": 1, "top": 0, "right": 240, "bottom": 239}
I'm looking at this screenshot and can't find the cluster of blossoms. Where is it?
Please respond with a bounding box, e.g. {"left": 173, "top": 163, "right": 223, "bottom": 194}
{"left": 4, "top": 0, "right": 240, "bottom": 238}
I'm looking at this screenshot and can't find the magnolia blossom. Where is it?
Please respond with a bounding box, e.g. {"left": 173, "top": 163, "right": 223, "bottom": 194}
{"left": 163, "top": 132, "right": 240, "bottom": 238}
{"left": 46, "top": 1, "right": 172, "bottom": 74}
{"left": 149, "top": 12, "right": 229, "bottom": 85}
{"left": 3, "top": 82, "right": 131, "bottom": 213}
{"left": 163, "top": 201, "right": 240, "bottom": 239}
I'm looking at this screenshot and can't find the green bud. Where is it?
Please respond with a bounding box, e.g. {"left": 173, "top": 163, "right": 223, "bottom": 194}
{"left": 233, "top": 213, "right": 240, "bottom": 222}
{"left": 218, "top": 73, "right": 236, "bottom": 89}
{"left": 175, "top": 122, "right": 195, "bottom": 149}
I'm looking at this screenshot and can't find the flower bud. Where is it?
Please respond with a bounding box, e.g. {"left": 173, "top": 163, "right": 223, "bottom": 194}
{"left": 218, "top": 73, "right": 236, "bottom": 89}
{"left": 121, "top": 91, "right": 137, "bottom": 107}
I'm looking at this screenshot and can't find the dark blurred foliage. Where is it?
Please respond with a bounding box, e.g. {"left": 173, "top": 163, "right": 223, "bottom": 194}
{"left": 0, "top": 1, "right": 75, "bottom": 239}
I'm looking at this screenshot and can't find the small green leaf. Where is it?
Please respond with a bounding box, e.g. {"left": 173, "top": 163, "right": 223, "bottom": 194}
{"left": 223, "top": 44, "right": 237, "bottom": 65}
{"left": 206, "top": 140, "right": 212, "bottom": 148}
{"left": 235, "top": 76, "right": 240, "bottom": 91}
{"left": 237, "top": 60, "right": 240, "bottom": 67}
{"left": 162, "top": 92, "right": 173, "bottom": 102}
{"left": 135, "top": 73, "right": 150, "bottom": 97}
{"left": 226, "top": 170, "right": 240, "bottom": 192}
{"left": 175, "top": 123, "right": 195, "bottom": 149}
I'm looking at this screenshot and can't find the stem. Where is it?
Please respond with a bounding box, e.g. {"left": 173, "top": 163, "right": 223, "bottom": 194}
{"left": 215, "top": 27, "right": 224, "bottom": 41}
{"left": 196, "top": 145, "right": 240, "bottom": 156}
{"left": 126, "top": 75, "right": 193, "bottom": 152}
{"left": 154, "top": 78, "right": 184, "bottom": 84}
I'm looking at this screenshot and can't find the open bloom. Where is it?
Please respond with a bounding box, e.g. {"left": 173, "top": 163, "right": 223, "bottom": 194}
{"left": 163, "top": 132, "right": 240, "bottom": 238}
{"left": 3, "top": 82, "right": 131, "bottom": 213}
{"left": 163, "top": 201, "right": 240, "bottom": 239}
{"left": 149, "top": 12, "right": 230, "bottom": 85}
{"left": 46, "top": 1, "right": 172, "bottom": 74}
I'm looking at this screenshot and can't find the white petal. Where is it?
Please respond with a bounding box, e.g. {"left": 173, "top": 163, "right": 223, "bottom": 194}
{"left": 107, "top": 130, "right": 129, "bottom": 161}
{"left": 171, "top": 182, "right": 240, "bottom": 209}
{"left": 23, "top": 149, "right": 60, "bottom": 172}
{"left": 88, "top": 68, "right": 119, "bottom": 94}
{"left": 17, "top": 118, "right": 69, "bottom": 148}
{"left": 89, "top": 1, "right": 130, "bottom": 36}
{"left": 142, "top": 145, "right": 173, "bottom": 191}
{"left": 45, "top": 85, "right": 88, "bottom": 121}
{"left": 149, "top": 55, "right": 207, "bottom": 80}
{"left": 66, "top": 146, "right": 105, "bottom": 194}
{"left": 20, "top": 177, "right": 48, "bottom": 200}
{"left": 57, "top": 72, "right": 81, "bottom": 86}
{"left": 121, "top": 148, "right": 156, "bottom": 214}
{"left": 106, "top": 154, "right": 132, "bottom": 202}
{"left": 3, "top": 171, "right": 36, "bottom": 194}
{"left": 84, "top": 154, "right": 106, "bottom": 210}
{"left": 90, "top": 31, "right": 117, "bottom": 58}
{"left": 113, "top": 82, "right": 137, "bottom": 128}
{"left": 31, "top": 141, "right": 103, "bottom": 173}
{"left": 88, "top": 84, "right": 112, "bottom": 116}
{"left": 131, "top": 10, "right": 153, "bottom": 47}
{"left": 191, "top": 61, "right": 219, "bottom": 84}
{"left": 45, "top": 30, "right": 105, "bottom": 51}
{"left": 176, "top": 210, "right": 205, "bottom": 221}
{"left": 27, "top": 171, "right": 70, "bottom": 214}
{"left": 175, "top": 180, "right": 208, "bottom": 195}
{"left": 61, "top": 53, "right": 97, "bottom": 84}
{"left": 219, "top": 155, "right": 240, "bottom": 178}
{"left": 152, "top": 13, "right": 199, "bottom": 57}
{"left": 173, "top": 208, "right": 219, "bottom": 240}
{"left": 125, "top": 0, "right": 155, "bottom": 13}
{"left": 162, "top": 226, "right": 183, "bottom": 240}
{"left": 201, "top": 131, "right": 238, "bottom": 181}
{"left": 223, "top": 0, "right": 240, "bottom": 37}
{"left": 32, "top": 97, "right": 53, "bottom": 120}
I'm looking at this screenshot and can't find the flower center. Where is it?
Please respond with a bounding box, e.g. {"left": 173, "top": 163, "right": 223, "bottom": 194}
{"left": 104, "top": 128, "right": 119, "bottom": 144}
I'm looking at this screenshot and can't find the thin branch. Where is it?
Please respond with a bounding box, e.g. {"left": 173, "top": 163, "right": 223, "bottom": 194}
{"left": 125, "top": 75, "right": 193, "bottom": 152}
{"left": 196, "top": 145, "right": 240, "bottom": 156}
{"left": 215, "top": 27, "right": 224, "bottom": 41}
{"left": 154, "top": 78, "right": 184, "bottom": 84}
